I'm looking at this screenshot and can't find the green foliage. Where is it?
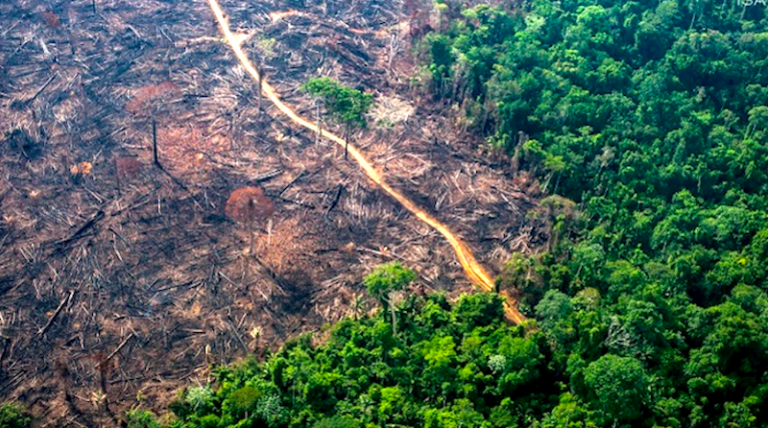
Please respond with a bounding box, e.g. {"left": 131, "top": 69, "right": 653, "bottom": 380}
{"left": 302, "top": 77, "right": 373, "bottom": 130}
{"left": 185, "top": 385, "right": 214, "bottom": 412}
{"left": 0, "top": 403, "right": 30, "bottom": 428}
{"left": 255, "top": 394, "right": 287, "bottom": 427}
{"left": 164, "top": 294, "right": 549, "bottom": 428}
{"left": 312, "top": 415, "right": 361, "bottom": 428}
{"left": 583, "top": 354, "right": 647, "bottom": 423}
{"left": 221, "top": 386, "right": 261, "bottom": 419}
{"left": 125, "top": 409, "right": 161, "bottom": 428}
{"left": 154, "top": 278, "right": 767, "bottom": 428}
{"left": 423, "top": 1, "right": 768, "bottom": 427}
{"left": 363, "top": 262, "right": 416, "bottom": 310}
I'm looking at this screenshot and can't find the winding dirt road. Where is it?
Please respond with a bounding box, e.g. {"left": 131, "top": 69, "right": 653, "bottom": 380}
{"left": 207, "top": 0, "right": 525, "bottom": 324}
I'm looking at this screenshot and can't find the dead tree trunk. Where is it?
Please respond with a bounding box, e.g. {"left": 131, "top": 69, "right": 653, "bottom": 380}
{"left": 115, "top": 159, "right": 121, "bottom": 196}
{"left": 256, "top": 63, "right": 262, "bottom": 114}
{"left": 315, "top": 100, "right": 322, "bottom": 144}
{"left": 511, "top": 131, "right": 528, "bottom": 173}
{"left": 151, "top": 118, "right": 160, "bottom": 169}
{"left": 390, "top": 304, "right": 397, "bottom": 337}
{"left": 344, "top": 125, "right": 349, "bottom": 160}
{"left": 63, "top": 1, "right": 77, "bottom": 56}
{"left": 249, "top": 222, "right": 255, "bottom": 257}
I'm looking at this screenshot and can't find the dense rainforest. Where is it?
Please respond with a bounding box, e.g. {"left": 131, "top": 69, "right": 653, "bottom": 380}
{"left": 3, "top": 0, "right": 767, "bottom": 427}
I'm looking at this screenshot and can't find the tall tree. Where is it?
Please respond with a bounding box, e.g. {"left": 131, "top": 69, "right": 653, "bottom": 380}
{"left": 362, "top": 262, "right": 416, "bottom": 336}
{"left": 302, "top": 77, "right": 373, "bottom": 159}
{"left": 584, "top": 354, "right": 648, "bottom": 425}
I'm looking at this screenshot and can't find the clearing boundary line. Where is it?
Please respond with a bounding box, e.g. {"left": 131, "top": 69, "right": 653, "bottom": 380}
{"left": 206, "top": 0, "right": 525, "bottom": 324}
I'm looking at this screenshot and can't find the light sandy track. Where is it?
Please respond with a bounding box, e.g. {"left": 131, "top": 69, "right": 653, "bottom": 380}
{"left": 207, "top": 0, "right": 525, "bottom": 324}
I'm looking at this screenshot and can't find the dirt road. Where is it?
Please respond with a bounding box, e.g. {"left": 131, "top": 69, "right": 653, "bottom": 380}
{"left": 206, "top": 0, "right": 525, "bottom": 324}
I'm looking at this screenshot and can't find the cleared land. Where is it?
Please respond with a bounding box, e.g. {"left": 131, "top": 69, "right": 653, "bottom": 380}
{"left": 0, "top": 0, "right": 540, "bottom": 425}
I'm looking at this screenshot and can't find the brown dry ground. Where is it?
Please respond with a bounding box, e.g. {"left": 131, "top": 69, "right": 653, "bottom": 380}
{"left": 0, "top": 0, "right": 544, "bottom": 425}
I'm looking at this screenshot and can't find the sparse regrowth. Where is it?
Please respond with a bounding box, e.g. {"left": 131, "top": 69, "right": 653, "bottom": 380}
{"left": 368, "top": 96, "right": 415, "bottom": 128}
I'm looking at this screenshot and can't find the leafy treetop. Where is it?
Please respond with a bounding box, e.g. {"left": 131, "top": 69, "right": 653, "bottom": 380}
{"left": 302, "top": 77, "right": 373, "bottom": 130}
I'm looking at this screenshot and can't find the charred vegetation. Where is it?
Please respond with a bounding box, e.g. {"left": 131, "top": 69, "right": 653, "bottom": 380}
{"left": 0, "top": 0, "right": 541, "bottom": 425}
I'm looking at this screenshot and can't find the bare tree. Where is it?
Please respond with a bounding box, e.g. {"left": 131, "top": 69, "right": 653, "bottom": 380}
{"left": 126, "top": 82, "right": 181, "bottom": 169}
{"left": 225, "top": 187, "right": 276, "bottom": 256}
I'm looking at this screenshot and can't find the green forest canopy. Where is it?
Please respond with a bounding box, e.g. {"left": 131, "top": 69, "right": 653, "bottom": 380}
{"left": 128, "top": 286, "right": 768, "bottom": 428}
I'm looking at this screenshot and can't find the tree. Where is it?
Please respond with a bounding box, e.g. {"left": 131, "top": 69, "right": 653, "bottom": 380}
{"left": 221, "top": 386, "right": 262, "bottom": 420}
{"left": 542, "top": 392, "right": 598, "bottom": 428}
{"left": 494, "top": 335, "right": 544, "bottom": 395}
{"left": 420, "top": 335, "right": 458, "bottom": 398}
{"left": 0, "top": 403, "right": 30, "bottom": 428}
{"left": 125, "top": 409, "right": 161, "bottom": 428}
{"left": 312, "top": 415, "right": 361, "bottom": 428}
{"left": 126, "top": 81, "right": 181, "bottom": 169}
{"left": 362, "top": 262, "right": 416, "bottom": 336}
{"left": 424, "top": 399, "right": 490, "bottom": 428}
{"left": 539, "top": 195, "right": 578, "bottom": 252}
{"left": 225, "top": 187, "right": 276, "bottom": 256}
{"left": 535, "top": 289, "right": 573, "bottom": 330}
{"left": 186, "top": 385, "right": 215, "bottom": 413}
{"left": 301, "top": 77, "right": 373, "bottom": 159}
{"left": 583, "top": 354, "right": 647, "bottom": 424}
{"left": 453, "top": 292, "right": 504, "bottom": 332}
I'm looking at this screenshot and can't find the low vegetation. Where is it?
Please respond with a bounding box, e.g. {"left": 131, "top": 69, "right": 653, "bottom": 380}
{"left": 0, "top": 403, "right": 31, "bottom": 428}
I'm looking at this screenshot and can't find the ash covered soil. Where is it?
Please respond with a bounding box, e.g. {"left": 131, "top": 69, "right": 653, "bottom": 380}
{"left": 0, "top": 0, "right": 542, "bottom": 425}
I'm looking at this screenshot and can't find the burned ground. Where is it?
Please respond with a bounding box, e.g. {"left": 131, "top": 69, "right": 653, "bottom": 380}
{"left": 0, "top": 0, "right": 541, "bottom": 425}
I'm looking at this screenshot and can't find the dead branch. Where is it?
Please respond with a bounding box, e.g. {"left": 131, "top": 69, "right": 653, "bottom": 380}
{"left": 254, "top": 169, "right": 285, "bottom": 182}
{"left": 54, "top": 209, "right": 104, "bottom": 249}
{"left": 105, "top": 333, "right": 134, "bottom": 362}
{"left": 278, "top": 170, "right": 305, "bottom": 196}
{"left": 325, "top": 184, "right": 343, "bottom": 216}
{"left": 226, "top": 316, "right": 248, "bottom": 353}
{"left": 38, "top": 290, "right": 74, "bottom": 336}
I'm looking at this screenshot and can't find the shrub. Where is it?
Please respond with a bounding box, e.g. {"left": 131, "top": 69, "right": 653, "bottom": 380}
{"left": 0, "top": 403, "right": 31, "bottom": 428}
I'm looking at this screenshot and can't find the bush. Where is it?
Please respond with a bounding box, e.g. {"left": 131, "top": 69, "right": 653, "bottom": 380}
{"left": 0, "top": 403, "right": 31, "bottom": 428}
{"left": 125, "top": 409, "right": 161, "bottom": 428}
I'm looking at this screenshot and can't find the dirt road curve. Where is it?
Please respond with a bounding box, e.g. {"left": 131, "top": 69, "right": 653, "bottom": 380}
{"left": 206, "top": 0, "right": 525, "bottom": 324}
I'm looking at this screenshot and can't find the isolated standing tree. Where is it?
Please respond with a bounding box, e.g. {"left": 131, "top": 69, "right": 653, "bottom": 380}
{"left": 301, "top": 77, "right": 373, "bottom": 159}
{"left": 126, "top": 82, "right": 180, "bottom": 169}
{"left": 253, "top": 38, "right": 277, "bottom": 113}
{"left": 225, "top": 186, "right": 275, "bottom": 256}
{"left": 363, "top": 262, "right": 416, "bottom": 336}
